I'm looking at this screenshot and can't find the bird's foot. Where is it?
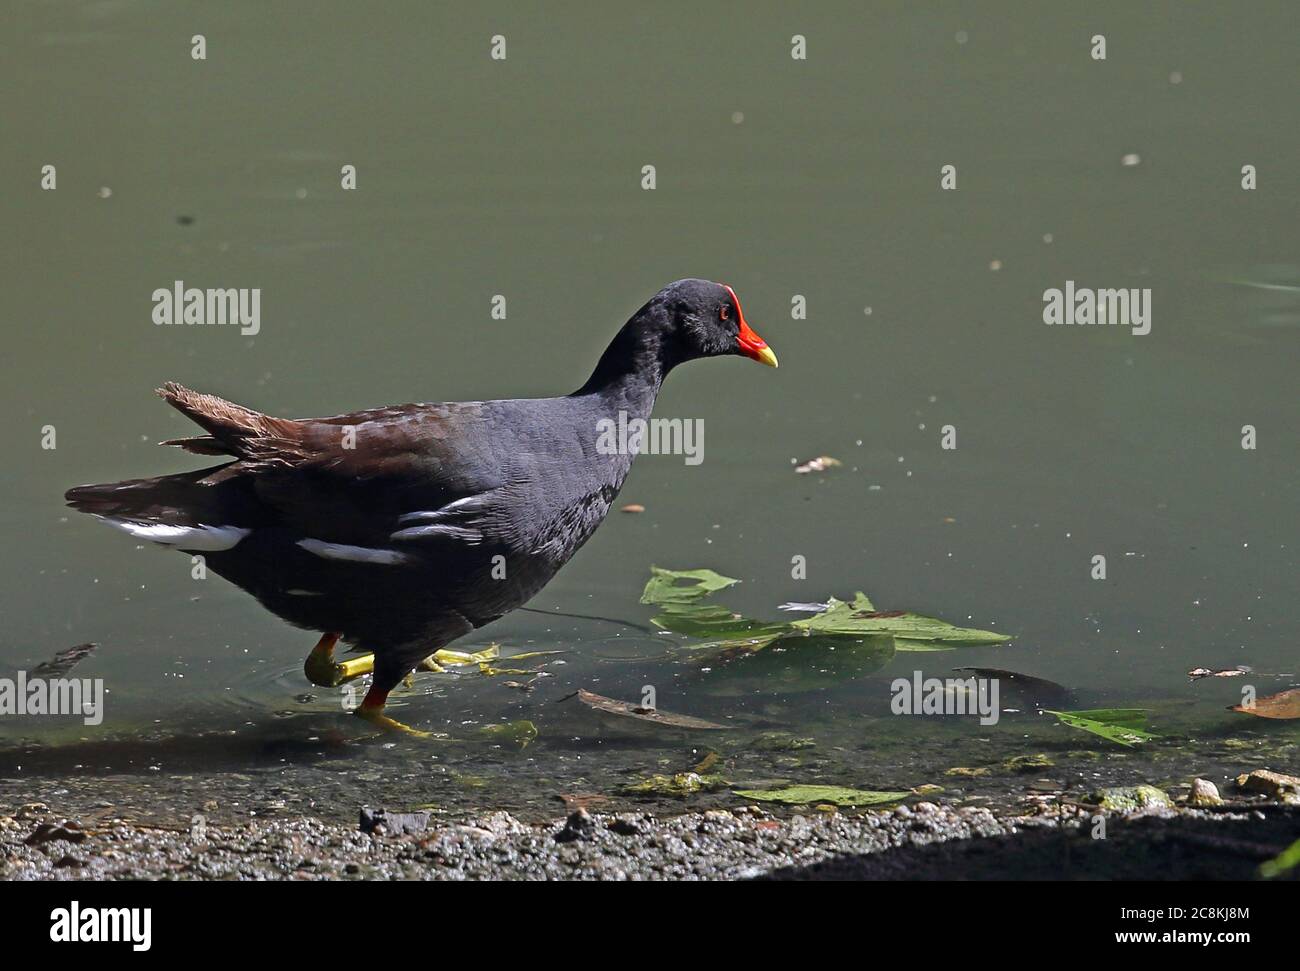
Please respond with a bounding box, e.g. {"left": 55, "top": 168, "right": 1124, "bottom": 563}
{"left": 303, "top": 632, "right": 375, "bottom": 687}
{"left": 354, "top": 686, "right": 434, "bottom": 738}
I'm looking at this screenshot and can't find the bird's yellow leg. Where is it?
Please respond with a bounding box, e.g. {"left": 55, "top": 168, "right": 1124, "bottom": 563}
{"left": 303, "top": 632, "right": 375, "bottom": 687}
{"left": 355, "top": 686, "right": 433, "bottom": 738}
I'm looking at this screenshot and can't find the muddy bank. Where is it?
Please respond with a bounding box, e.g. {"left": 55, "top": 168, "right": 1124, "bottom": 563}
{"left": 3, "top": 798, "right": 1297, "bottom": 881}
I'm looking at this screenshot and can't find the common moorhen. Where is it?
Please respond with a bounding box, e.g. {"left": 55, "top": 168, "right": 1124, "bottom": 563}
{"left": 66, "top": 279, "right": 777, "bottom": 734}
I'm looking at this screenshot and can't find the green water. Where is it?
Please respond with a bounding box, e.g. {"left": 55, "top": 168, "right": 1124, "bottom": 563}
{"left": 1, "top": 2, "right": 1296, "bottom": 823}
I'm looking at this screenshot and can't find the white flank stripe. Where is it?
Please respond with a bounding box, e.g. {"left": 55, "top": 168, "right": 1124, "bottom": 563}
{"left": 297, "top": 538, "right": 409, "bottom": 565}
{"left": 100, "top": 518, "right": 250, "bottom": 551}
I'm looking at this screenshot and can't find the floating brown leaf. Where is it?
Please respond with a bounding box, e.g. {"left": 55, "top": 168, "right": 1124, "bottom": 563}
{"left": 1230, "top": 687, "right": 1300, "bottom": 720}
{"left": 1188, "top": 665, "right": 1251, "bottom": 681}
{"left": 795, "top": 456, "right": 841, "bottom": 474}
{"left": 575, "top": 688, "right": 727, "bottom": 731}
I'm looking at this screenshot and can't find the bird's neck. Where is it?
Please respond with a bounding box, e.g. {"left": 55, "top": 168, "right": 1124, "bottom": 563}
{"left": 572, "top": 315, "right": 672, "bottom": 416}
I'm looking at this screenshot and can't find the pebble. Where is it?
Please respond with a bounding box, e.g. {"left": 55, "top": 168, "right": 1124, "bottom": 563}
{"left": 1189, "top": 778, "right": 1223, "bottom": 807}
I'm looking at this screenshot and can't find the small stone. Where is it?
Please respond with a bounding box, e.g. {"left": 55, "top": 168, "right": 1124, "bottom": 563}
{"left": 607, "top": 816, "right": 642, "bottom": 836}
{"left": 1188, "top": 778, "right": 1223, "bottom": 807}
{"left": 359, "top": 807, "right": 431, "bottom": 835}
{"left": 1235, "top": 769, "right": 1300, "bottom": 801}
{"left": 25, "top": 821, "right": 88, "bottom": 846}
{"left": 554, "top": 808, "right": 596, "bottom": 843}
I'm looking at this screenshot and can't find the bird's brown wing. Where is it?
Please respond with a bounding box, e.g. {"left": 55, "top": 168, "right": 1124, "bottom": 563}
{"left": 156, "top": 382, "right": 497, "bottom": 546}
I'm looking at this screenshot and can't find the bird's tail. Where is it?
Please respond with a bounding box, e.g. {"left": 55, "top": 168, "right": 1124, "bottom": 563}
{"left": 64, "top": 382, "right": 291, "bottom": 551}
{"left": 65, "top": 467, "right": 260, "bottom": 551}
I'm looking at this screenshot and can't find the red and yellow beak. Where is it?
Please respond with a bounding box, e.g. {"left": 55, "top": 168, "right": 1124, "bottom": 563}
{"left": 723, "top": 285, "right": 779, "bottom": 368}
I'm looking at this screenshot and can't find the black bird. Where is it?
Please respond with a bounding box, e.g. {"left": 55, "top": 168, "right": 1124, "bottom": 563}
{"left": 65, "top": 279, "right": 777, "bottom": 733}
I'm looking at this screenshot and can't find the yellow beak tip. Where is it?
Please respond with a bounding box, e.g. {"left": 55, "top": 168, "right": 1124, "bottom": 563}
{"left": 757, "top": 346, "right": 779, "bottom": 368}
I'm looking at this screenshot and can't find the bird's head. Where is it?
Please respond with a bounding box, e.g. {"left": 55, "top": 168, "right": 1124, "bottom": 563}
{"left": 651, "top": 278, "right": 778, "bottom": 369}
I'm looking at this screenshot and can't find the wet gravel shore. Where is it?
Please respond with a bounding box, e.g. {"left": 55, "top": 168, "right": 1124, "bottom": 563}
{"left": 4, "top": 798, "right": 1297, "bottom": 881}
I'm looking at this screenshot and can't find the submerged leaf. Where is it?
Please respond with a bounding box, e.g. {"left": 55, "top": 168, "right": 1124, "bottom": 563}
{"left": 1086, "top": 785, "right": 1171, "bottom": 810}
{"left": 621, "top": 772, "right": 728, "bottom": 797}
{"left": 31, "top": 643, "right": 98, "bottom": 678}
{"left": 693, "top": 750, "right": 721, "bottom": 774}
{"left": 748, "top": 732, "right": 816, "bottom": 752}
{"left": 640, "top": 566, "right": 740, "bottom": 606}
{"left": 575, "top": 689, "right": 727, "bottom": 731}
{"left": 1230, "top": 687, "right": 1300, "bottom": 720}
{"left": 651, "top": 603, "right": 786, "bottom": 642}
{"left": 952, "top": 668, "right": 1074, "bottom": 708}
{"left": 1045, "top": 709, "right": 1159, "bottom": 747}
{"left": 732, "top": 785, "right": 909, "bottom": 807}
{"left": 1003, "top": 753, "right": 1055, "bottom": 773}
{"left": 479, "top": 720, "right": 538, "bottom": 748}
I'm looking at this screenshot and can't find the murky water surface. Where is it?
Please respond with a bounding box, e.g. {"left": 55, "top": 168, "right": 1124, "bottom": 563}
{"left": 2, "top": 2, "right": 1296, "bottom": 825}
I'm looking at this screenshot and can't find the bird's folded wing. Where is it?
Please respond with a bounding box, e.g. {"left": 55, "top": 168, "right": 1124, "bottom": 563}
{"left": 157, "top": 383, "right": 505, "bottom": 549}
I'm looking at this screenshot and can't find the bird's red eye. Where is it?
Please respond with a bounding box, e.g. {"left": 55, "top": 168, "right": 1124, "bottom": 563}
{"left": 719, "top": 305, "right": 730, "bottom": 321}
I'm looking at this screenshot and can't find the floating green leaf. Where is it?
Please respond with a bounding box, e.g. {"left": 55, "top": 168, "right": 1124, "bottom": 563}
{"left": 640, "top": 566, "right": 740, "bottom": 605}
{"left": 641, "top": 572, "right": 1011, "bottom": 658}
{"left": 732, "top": 785, "right": 911, "bottom": 807}
{"left": 1044, "top": 709, "right": 1159, "bottom": 747}
{"left": 791, "top": 594, "right": 1011, "bottom": 648}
